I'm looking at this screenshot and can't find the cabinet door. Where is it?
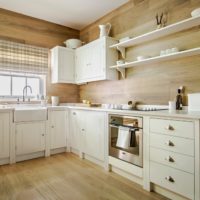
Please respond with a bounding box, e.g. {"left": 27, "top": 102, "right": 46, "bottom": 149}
{"left": 50, "top": 110, "right": 67, "bottom": 149}
{"left": 75, "top": 47, "right": 88, "bottom": 82}
{"left": 16, "top": 122, "right": 46, "bottom": 155}
{"left": 58, "top": 48, "right": 75, "bottom": 83}
{"left": 88, "top": 41, "right": 104, "bottom": 80}
{"left": 69, "top": 110, "right": 80, "bottom": 151}
{"left": 84, "top": 111, "right": 105, "bottom": 161}
{"left": 0, "top": 113, "right": 10, "bottom": 159}
{"left": 51, "top": 47, "right": 75, "bottom": 83}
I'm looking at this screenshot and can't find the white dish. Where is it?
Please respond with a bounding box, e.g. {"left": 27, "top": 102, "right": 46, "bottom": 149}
{"left": 64, "top": 39, "right": 83, "bottom": 49}
{"left": 137, "top": 56, "right": 151, "bottom": 61}
{"left": 191, "top": 8, "right": 200, "bottom": 17}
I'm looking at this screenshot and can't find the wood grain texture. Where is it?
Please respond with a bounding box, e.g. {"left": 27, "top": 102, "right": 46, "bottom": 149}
{"left": 80, "top": 0, "right": 200, "bottom": 105}
{"left": 0, "top": 8, "right": 80, "bottom": 103}
{"left": 0, "top": 153, "right": 168, "bottom": 200}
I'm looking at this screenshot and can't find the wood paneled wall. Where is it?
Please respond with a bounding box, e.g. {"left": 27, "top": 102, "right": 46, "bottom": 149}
{"left": 0, "top": 8, "right": 80, "bottom": 103}
{"left": 80, "top": 0, "right": 200, "bottom": 105}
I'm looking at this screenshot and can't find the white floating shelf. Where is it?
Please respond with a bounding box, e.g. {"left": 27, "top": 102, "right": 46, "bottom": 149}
{"left": 110, "top": 15, "right": 200, "bottom": 49}
{"left": 110, "top": 47, "right": 200, "bottom": 70}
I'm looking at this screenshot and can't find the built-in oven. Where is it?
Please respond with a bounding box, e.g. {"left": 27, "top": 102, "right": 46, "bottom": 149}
{"left": 109, "top": 114, "right": 143, "bottom": 167}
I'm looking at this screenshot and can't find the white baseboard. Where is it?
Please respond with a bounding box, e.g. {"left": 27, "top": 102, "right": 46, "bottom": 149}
{"left": 50, "top": 147, "right": 66, "bottom": 155}
{"left": 16, "top": 151, "right": 45, "bottom": 162}
{"left": 0, "top": 157, "right": 9, "bottom": 165}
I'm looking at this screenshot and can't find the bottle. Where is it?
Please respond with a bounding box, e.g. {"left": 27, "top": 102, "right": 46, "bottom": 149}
{"left": 176, "top": 89, "right": 183, "bottom": 110}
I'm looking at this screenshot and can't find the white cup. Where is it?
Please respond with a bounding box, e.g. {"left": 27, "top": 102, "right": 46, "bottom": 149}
{"left": 169, "top": 101, "right": 176, "bottom": 110}
{"left": 171, "top": 47, "right": 179, "bottom": 53}
{"left": 51, "top": 96, "right": 59, "bottom": 106}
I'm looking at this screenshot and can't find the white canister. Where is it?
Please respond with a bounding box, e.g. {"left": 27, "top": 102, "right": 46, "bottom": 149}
{"left": 169, "top": 101, "right": 176, "bottom": 110}
{"left": 51, "top": 96, "right": 60, "bottom": 106}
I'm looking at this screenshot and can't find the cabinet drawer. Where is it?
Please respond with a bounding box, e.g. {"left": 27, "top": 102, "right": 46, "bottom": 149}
{"left": 150, "top": 147, "right": 194, "bottom": 174}
{"left": 150, "top": 162, "right": 194, "bottom": 199}
{"left": 150, "top": 118, "right": 194, "bottom": 139}
{"left": 150, "top": 133, "right": 194, "bottom": 156}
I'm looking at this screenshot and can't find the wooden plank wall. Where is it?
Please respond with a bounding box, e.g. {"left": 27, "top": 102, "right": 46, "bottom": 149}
{"left": 80, "top": 0, "right": 200, "bottom": 105}
{"left": 0, "top": 8, "right": 80, "bottom": 103}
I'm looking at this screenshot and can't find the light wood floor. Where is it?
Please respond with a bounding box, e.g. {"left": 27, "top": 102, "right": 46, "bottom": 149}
{"left": 0, "top": 153, "right": 168, "bottom": 200}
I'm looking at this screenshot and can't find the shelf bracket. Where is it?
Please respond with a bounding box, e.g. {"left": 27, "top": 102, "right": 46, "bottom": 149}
{"left": 116, "top": 67, "right": 125, "bottom": 79}
{"left": 117, "top": 46, "right": 125, "bottom": 59}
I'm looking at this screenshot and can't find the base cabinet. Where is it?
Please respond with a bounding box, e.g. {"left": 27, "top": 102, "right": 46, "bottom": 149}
{"left": 16, "top": 122, "right": 46, "bottom": 155}
{"left": 49, "top": 110, "right": 68, "bottom": 149}
{"left": 0, "top": 112, "right": 10, "bottom": 159}
{"left": 69, "top": 110, "right": 106, "bottom": 162}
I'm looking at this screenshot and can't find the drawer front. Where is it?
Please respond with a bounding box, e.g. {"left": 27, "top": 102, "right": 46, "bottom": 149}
{"left": 150, "top": 133, "right": 194, "bottom": 156}
{"left": 150, "top": 118, "right": 194, "bottom": 139}
{"left": 150, "top": 147, "right": 194, "bottom": 174}
{"left": 150, "top": 162, "right": 194, "bottom": 199}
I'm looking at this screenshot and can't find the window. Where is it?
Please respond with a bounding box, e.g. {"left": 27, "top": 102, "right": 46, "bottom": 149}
{"left": 0, "top": 72, "right": 45, "bottom": 99}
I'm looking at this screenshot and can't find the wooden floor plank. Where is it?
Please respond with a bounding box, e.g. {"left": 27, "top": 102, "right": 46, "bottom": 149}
{"left": 0, "top": 153, "right": 168, "bottom": 200}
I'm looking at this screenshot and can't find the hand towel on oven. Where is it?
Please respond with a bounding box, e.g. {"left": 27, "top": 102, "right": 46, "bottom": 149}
{"left": 116, "top": 126, "right": 131, "bottom": 149}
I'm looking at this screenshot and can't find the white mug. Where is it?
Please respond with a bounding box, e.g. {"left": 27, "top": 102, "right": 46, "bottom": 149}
{"left": 51, "top": 96, "right": 59, "bottom": 106}
{"left": 169, "top": 101, "right": 176, "bottom": 110}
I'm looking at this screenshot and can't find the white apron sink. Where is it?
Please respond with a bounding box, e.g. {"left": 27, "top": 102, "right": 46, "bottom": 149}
{"left": 14, "top": 107, "right": 47, "bottom": 122}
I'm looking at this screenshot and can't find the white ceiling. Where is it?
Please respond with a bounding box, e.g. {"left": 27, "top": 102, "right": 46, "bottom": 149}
{"left": 0, "top": 0, "right": 129, "bottom": 30}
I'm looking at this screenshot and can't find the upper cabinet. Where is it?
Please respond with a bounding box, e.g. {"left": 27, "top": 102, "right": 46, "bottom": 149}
{"left": 51, "top": 37, "right": 118, "bottom": 84}
{"left": 51, "top": 46, "right": 75, "bottom": 84}
{"left": 75, "top": 37, "right": 118, "bottom": 84}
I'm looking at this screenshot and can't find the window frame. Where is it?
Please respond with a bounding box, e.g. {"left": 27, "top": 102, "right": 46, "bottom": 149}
{"left": 0, "top": 73, "right": 45, "bottom": 99}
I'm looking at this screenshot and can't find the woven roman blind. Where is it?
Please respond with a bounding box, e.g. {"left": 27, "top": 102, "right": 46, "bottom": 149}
{"left": 0, "top": 39, "right": 49, "bottom": 74}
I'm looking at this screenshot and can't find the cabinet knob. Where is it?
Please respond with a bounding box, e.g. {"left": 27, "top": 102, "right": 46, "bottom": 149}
{"left": 51, "top": 126, "right": 54, "bottom": 128}
{"left": 165, "top": 125, "right": 174, "bottom": 131}
{"left": 81, "top": 129, "right": 85, "bottom": 131}
{"left": 165, "top": 140, "right": 174, "bottom": 147}
{"left": 73, "top": 112, "right": 76, "bottom": 115}
{"left": 165, "top": 176, "right": 175, "bottom": 183}
{"left": 42, "top": 134, "right": 45, "bottom": 137}
{"left": 165, "top": 156, "right": 175, "bottom": 163}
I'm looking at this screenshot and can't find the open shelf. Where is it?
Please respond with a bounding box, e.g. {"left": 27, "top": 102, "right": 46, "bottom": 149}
{"left": 110, "top": 16, "right": 200, "bottom": 49}
{"left": 110, "top": 47, "right": 200, "bottom": 70}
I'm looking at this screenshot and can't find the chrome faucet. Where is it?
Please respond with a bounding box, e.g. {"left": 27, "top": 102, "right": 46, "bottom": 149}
{"left": 23, "top": 85, "right": 32, "bottom": 102}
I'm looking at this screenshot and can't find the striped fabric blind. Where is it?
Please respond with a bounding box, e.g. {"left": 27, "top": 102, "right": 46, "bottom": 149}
{"left": 0, "top": 39, "right": 49, "bottom": 75}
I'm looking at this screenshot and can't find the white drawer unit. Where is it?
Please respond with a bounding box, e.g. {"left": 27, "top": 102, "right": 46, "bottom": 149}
{"left": 150, "top": 133, "right": 194, "bottom": 156}
{"left": 150, "top": 162, "right": 194, "bottom": 199}
{"left": 150, "top": 147, "right": 194, "bottom": 174}
{"left": 150, "top": 118, "right": 194, "bottom": 139}
{"left": 148, "top": 117, "right": 197, "bottom": 200}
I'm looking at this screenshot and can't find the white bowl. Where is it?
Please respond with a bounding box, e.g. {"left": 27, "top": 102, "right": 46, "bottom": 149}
{"left": 64, "top": 39, "right": 82, "bottom": 49}
{"left": 191, "top": 8, "right": 200, "bottom": 17}
{"left": 137, "top": 56, "right": 151, "bottom": 61}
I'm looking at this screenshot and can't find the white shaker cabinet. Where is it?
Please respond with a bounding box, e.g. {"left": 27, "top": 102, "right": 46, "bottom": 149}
{"left": 49, "top": 110, "right": 67, "bottom": 149}
{"left": 15, "top": 122, "right": 46, "bottom": 155}
{"left": 0, "top": 112, "right": 10, "bottom": 159}
{"left": 83, "top": 111, "right": 105, "bottom": 161}
{"left": 51, "top": 46, "right": 75, "bottom": 84}
{"left": 75, "top": 37, "right": 118, "bottom": 84}
{"left": 69, "top": 109, "right": 106, "bottom": 162}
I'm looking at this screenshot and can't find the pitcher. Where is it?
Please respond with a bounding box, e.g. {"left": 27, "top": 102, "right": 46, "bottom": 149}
{"left": 99, "top": 23, "right": 111, "bottom": 38}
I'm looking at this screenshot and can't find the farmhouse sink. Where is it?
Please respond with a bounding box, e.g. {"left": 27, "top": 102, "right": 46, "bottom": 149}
{"left": 14, "top": 107, "right": 47, "bottom": 122}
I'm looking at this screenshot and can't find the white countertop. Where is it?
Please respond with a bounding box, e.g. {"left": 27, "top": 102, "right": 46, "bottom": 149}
{"left": 1, "top": 103, "right": 200, "bottom": 120}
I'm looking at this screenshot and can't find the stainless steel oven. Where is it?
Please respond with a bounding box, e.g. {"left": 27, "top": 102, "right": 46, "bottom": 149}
{"left": 109, "top": 114, "right": 143, "bottom": 167}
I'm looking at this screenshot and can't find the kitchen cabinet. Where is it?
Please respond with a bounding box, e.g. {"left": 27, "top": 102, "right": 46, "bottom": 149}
{"left": 15, "top": 122, "right": 46, "bottom": 155}
{"left": 148, "top": 117, "right": 197, "bottom": 200}
{"left": 0, "top": 112, "right": 10, "bottom": 159}
{"left": 69, "top": 110, "right": 82, "bottom": 152}
{"left": 69, "top": 109, "right": 106, "bottom": 162}
{"left": 75, "top": 37, "right": 118, "bottom": 84}
{"left": 51, "top": 46, "right": 75, "bottom": 84}
{"left": 49, "top": 110, "right": 67, "bottom": 149}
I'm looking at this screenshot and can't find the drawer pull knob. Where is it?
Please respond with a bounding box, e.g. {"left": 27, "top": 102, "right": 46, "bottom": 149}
{"left": 51, "top": 126, "right": 54, "bottom": 128}
{"left": 165, "top": 140, "right": 174, "bottom": 147}
{"left": 165, "top": 176, "right": 175, "bottom": 183}
{"left": 165, "top": 156, "right": 175, "bottom": 163}
{"left": 165, "top": 125, "right": 174, "bottom": 131}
